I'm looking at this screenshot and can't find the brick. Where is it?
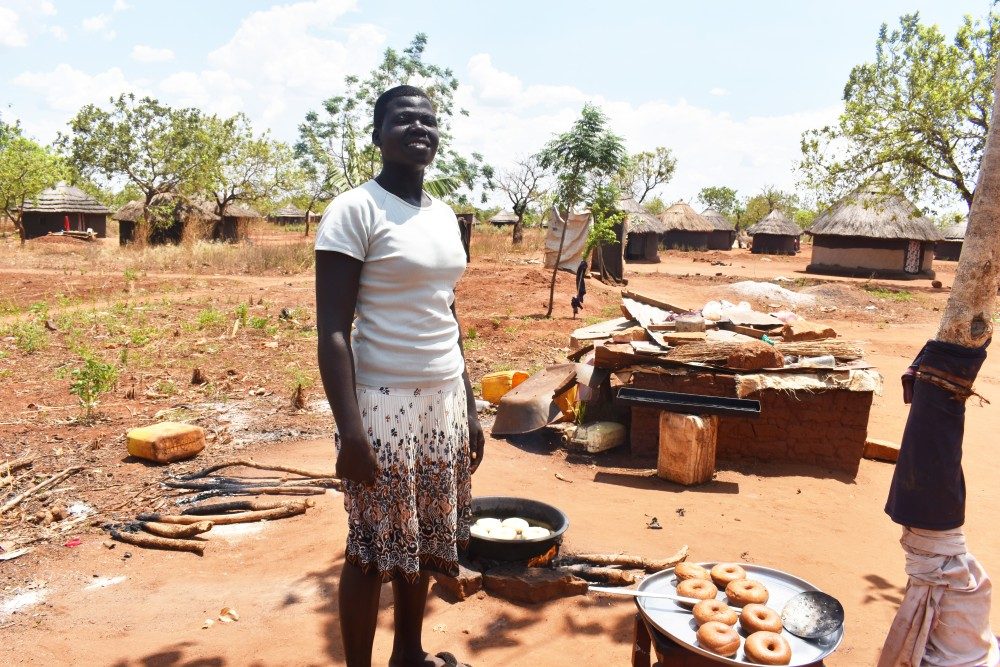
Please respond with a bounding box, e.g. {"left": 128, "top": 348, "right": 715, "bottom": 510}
{"left": 864, "top": 438, "right": 900, "bottom": 463}
{"left": 483, "top": 565, "right": 588, "bottom": 603}
{"left": 432, "top": 562, "right": 483, "bottom": 601}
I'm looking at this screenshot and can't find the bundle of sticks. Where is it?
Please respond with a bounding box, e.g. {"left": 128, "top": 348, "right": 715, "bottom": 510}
{"left": 665, "top": 339, "right": 864, "bottom": 363}
{"left": 552, "top": 545, "right": 689, "bottom": 585}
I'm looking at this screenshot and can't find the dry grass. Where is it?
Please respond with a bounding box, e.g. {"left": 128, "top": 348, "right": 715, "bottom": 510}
{"left": 470, "top": 224, "right": 546, "bottom": 262}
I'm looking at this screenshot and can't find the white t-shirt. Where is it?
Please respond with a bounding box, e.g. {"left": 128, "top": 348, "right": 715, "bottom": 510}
{"left": 315, "top": 180, "right": 467, "bottom": 388}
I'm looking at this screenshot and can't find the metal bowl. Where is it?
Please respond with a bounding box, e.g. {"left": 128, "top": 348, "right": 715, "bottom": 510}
{"left": 466, "top": 496, "right": 569, "bottom": 561}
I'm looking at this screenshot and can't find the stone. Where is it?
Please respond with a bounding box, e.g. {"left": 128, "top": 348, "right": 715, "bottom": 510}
{"left": 432, "top": 562, "right": 483, "bottom": 601}
{"left": 864, "top": 438, "right": 900, "bottom": 463}
{"left": 657, "top": 413, "right": 718, "bottom": 486}
{"left": 726, "top": 341, "right": 784, "bottom": 370}
{"left": 482, "top": 565, "right": 588, "bottom": 603}
{"left": 781, "top": 320, "right": 838, "bottom": 342}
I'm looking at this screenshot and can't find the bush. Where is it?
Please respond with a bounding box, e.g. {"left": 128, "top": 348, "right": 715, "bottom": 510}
{"left": 65, "top": 353, "right": 119, "bottom": 419}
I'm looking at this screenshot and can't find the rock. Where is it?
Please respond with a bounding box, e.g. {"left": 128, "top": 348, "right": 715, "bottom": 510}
{"left": 432, "top": 562, "right": 483, "bottom": 601}
{"left": 864, "top": 438, "right": 900, "bottom": 463}
{"left": 931, "top": 280, "right": 943, "bottom": 289}
{"left": 483, "top": 565, "right": 588, "bottom": 603}
{"left": 726, "top": 341, "right": 784, "bottom": 370}
{"left": 781, "top": 321, "right": 837, "bottom": 342}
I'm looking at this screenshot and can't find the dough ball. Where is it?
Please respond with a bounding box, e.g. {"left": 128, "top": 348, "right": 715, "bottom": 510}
{"left": 522, "top": 526, "right": 551, "bottom": 540}
{"left": 470, "top": 524, "right": 491, "bottom": 539}
{"left": 491, "top": 526, "right": 518, "bottom": 540}
{"left": 501, "top": 517, "right": 530, "bottom": 532}
{"left": 474, "top": 517, "right": 502, "bottom": 531}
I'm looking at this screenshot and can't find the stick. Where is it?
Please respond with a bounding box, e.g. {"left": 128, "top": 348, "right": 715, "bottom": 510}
{"left": 141, "top": 521, "right": 214, "bottom": 539}
{"left": 164, "top": 480, "right": 328, "bottom": 496}
{"left": 180, "top": 499, "right": 291, "bottom": 515}
{"left": 110, "top": 528, "right": 204, "bottom": 555}
{"left": 179, "top": 460, "right": 336, "bottom": 480}
{"left": 0, "top": 467, "right": 82, "bottom": 515}
{"left": 557, "top": 564, "right": 637, "bottom": 585}
{"left": 0, "top": 455, "right": 35, "bottom": 477}
{"left": 137, "top": 501, "right": 311, "bottom": 525}
{"left": 572, "top": 545, "right": 689, "bottom": 573}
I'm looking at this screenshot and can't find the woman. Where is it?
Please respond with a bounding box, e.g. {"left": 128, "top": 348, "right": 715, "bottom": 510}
{"left": 315, "top": 84, "right": 484, "bottom": 667}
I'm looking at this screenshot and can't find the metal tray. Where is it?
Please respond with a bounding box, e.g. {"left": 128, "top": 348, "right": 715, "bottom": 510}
{"left": 616, "top": 388, "right": 761, "bottom": 418}
{"left": 636, "top": 563, "right": 844, "bottom": 666}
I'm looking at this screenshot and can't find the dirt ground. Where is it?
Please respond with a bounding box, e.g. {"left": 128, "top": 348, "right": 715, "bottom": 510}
{"left": 1, "top": 231, "right": 997, "bottom": 666}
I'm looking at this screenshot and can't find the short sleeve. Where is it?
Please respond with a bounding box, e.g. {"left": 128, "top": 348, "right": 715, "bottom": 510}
{"left": 314, "top": 190, "right": 372, "bottom": 261}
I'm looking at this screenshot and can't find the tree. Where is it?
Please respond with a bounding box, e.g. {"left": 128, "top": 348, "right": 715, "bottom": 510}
{"left": 60, "top": 94, "right": 219, "bottom": 243}
{"left": 642, "top": 196, "right": 667, "bottom": 216}
{"left": 537, "top": 103, "right": 627, "bottom": 317}
{"left": 297, "top": 33, "right": 493, "bottom": 209}
{"left": 0, "top": 121, "right": 64, "bottom": 244}
{"left": 616, "top": 147, "right": 676, "bottom": 202}
{"left": 697, "top": 186, "right": 740, "bottom": 218}
{"left": 800, "top": 12, "right": 1000, "bottom": 210}
{"left": 497, "top": 156, "right": 546, "bottom": 245}
{"left": 742, "top": 187, "right": 800, "bottom": 227}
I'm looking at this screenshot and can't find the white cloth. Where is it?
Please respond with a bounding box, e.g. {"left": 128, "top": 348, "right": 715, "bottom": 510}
{"left": 878, "top": 527, "right": 999, "bottom": 667}
{"left": 315, "top": 180, "right": 466, "bottom": 388}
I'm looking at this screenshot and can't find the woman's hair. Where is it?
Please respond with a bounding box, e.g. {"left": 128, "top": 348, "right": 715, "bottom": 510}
{"left": 373, "top": 85, "right": 431, "bottom": 129}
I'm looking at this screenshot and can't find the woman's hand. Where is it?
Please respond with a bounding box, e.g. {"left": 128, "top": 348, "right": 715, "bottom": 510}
{"left": 336, "top": 432, "right": 377, "bottom": 484}
{"left": 468, "top": 415, "right": 485, "bottom": 474}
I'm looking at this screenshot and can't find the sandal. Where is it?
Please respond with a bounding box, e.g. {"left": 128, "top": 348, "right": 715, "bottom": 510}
{"left": 436, "top": 651, "right": 472, "bottom": 667}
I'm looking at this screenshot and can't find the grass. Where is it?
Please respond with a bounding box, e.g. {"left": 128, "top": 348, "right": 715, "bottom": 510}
{"left": 197, "top": 307, "right": 225, "bottom": 329}
{"left": 9, "top": 321, "right": 47, "bottom": 353}
{"left": 469, "top": 225, "right": 546, "bottom": 263}
{"left": 862, "top": 285, "right": 914, "bottom": 302}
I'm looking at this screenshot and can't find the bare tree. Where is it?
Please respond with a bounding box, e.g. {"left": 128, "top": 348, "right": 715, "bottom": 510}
{"left": 617, "top": 147, "right": 677, "bottom": 203}
{"left": 497, "top": 156, "right": 545, "bottom": 245}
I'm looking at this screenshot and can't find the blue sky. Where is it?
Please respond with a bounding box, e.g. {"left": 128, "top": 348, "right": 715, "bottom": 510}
{"left": 0, "top": 0, "right": 990, "bottom": 208}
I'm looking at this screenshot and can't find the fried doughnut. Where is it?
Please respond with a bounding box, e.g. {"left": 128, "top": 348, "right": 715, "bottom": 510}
{"left": 674, "top": 562, "right": 712, "bottom": 582}
{"left": 726, "top": 579, "right": 769, "bottom": 607}
{"left": 745, "top": 631, "right": 792, "bottom": 665}
{"left": 710, "top": 562, "right": 747, "bottom": 588}
{"left": 740, "top": 603, "right": 783, "bottom": 633}
{"left": 696, "top": 621, "right": 740, "bottom": 657}
{"left": 676, "top": 578, "right": 719, "bottom": 601}
{"left": 693, "top": 599, "right": 738, "bottom": 626}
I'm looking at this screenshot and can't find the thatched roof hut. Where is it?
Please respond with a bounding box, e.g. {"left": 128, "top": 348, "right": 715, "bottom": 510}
{"left": 701, "top": 207, "right": 737, "bottom": 250}
{"left": 747, "top": 210, "right": 801, "bottom": 255}
{"left": 935, "top": 219, "right": 966, "bottom": 262}
{"left": 115, "top": 195, "right": 219, "bottom": 246}
{"left": 271, "top": 204, "right": 307, "bottom": 226}
{"left": 618, "top": 197, "right": 666, "bottom": 262}
{"left": 490, "top": 210, "right": 519, "bottom": 226}
{"left": 806, "top": 189, "right": 943, "bottom": 278}
{"left": 658, "top": 202, "right": 713, "bottom": 250}
{"left": 21, "top": 183, "right": 110, "bottom": 239}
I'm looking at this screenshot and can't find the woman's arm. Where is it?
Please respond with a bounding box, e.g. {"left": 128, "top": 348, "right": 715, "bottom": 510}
{"left": 316, "top": 249, "right": 376, "bottom": 484}
{"left": 452, "top": 302, "right": 485, "bottom": 473}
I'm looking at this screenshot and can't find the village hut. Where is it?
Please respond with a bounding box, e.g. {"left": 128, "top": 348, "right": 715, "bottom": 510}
{"left": 619, "top": 198, "right": 666, "bottom": 262}
{"left": 489, "top": 210, "right": 519, "bottom": 227}
{"left": 270, "top": 203, "right": 307, "bottom": 226}
{"left": 747, "top": 210, "right": 801, "bottom": 255}
{"left": 213, "top": 202, "right": 262, "bottom": 243}
{"left": 805, "top": 190, "right": 943, "bottom": 278}
{"left": 658, "top": 202, "right": 714, "bottom": 250}
{"left": 20, "top": 183, "right": 110, "bottom": 239}
{"left": 934, "top": 219, "right": 966, "bottom": 262}
{"left": 114, "top": 195, "right": 219, "bottom": 246}
{"left": 701, "top": 208, "right": 737, "bottom": 250}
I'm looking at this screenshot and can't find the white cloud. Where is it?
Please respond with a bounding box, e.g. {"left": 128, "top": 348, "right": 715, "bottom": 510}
{"left": 159, "top": 69, "right": 250, "bottom": 117}
{"left": 82, "top": 14, "right": 109, "bottom": 31}
{"left": 131, "top": 44, "right": 175, "bottom": 63}
{"left": 0, "top": 7, "right": 28, "bottom": 47}
{"left": 709, "top": 87, "right": 729, "bottom": 97}
{"left": 39, "top": 1, "right": 56, "bottom": 16}
{"left": 113, "top": 0, "right": 132, "bottom": 11}
{"left": 47, "top": 25, "right": 67, "bottom": 41}
{"left": 12, "top": 64, "right": 140, "bottom": 112}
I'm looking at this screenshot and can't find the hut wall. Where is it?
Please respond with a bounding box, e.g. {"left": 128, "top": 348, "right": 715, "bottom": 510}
{"left": 707, "top": 230, "right": 735, "bottom": 250}
{"left": 750, "top": 233, "right": 797, "bottom": 255}
{"left": 213, "top": 217, "right": 242, "bottom": 243}
{"left": 661, "top": 230, "right": 710, "bottom": 251}
{"left": 592, "top": 222, "right": 625, "bottom": 281}
{"left": 272, "top": 215, "right": 305, "bottom": 226}
{"left": 22, "top": 212, "right": 107, "bottom": 239}
{"left": 626, "top": 371, "right": 872, "bottom": 476}
{"left": 808, "top": 237, "right": 935, "bottom": 278}
{"left": 935, "top": 240, "right": 963, "bottom": 261}
{"left": 119, "top": 221, "right": 136, "bottom": 246}
{"left": 625, "top": 232, "right": 660, "bottom": 262}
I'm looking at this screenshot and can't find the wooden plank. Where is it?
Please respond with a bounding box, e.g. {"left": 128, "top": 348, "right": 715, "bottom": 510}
{"left": 620, "top": 290, "right": 690, "bottom": 314}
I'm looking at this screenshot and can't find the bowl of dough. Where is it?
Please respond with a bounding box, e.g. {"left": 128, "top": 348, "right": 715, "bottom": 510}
{"left": 466, "top": 496, "right": 569, "bottom": 561}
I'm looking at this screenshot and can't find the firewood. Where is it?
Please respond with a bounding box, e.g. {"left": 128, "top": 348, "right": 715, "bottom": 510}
{"left": 179, "top": 459, "right": 335, "bottom": 480}
{"left": 572, "top": 545, "right": 689, "bottom": 573}
{"left": 180, "top": 499, "right": 290, "bottom": 516}
{"left": 557, "top": 564, "right": 636, "bottom": 585}
{"left": 0, "top": 467, "right": 83, "bottom": 515}
{"left": 141, "top": 520, "right": 214, "bottom": 539}
{"left": 0, "top": 455, "right": 35, "bottom": 477}
{"left": 137, "top": 501, "right": 311, "bottom": 525}
{"left": 163, "top": 480, "right": 329, "bottom": 495}
{"left": 110, "top": 528, "right": 204, "bottom": 555}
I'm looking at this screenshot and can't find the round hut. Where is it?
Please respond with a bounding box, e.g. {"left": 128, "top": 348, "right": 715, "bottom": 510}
{"left": 701, "top": 208, "right": 737, "bottom": 250}
{"left": 934, "top": 219, "right": 966, "bottom": 262}
{"left": 747, "top": 210, "right": 801, "bottom": 255}
{"left": 270, "top": 204, "right": 307, "bottom": 226}
{"left": 658, "top": 202, "right": 714, "bottom": 250}
{"left": 620, "top": 197, "right": 666, "bottom": 262}
{"left": 805, "top": 189, "right": 943, "bottom": 278}
{"left": 214, "top": 202, "right": 261, "bottom": 243}
{"left": 489, "top": 211, "right": 518, "bottom": 227}
{"left": 21, "top": 182, "right": 110, "bottom": 239}
{"left": 115, "top": 195, "right": 220, "bottom": 246}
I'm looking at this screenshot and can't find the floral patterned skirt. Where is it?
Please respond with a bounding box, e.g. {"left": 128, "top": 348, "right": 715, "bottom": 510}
{"left": 336, "top": 378, "right": 472, "bottom": 583}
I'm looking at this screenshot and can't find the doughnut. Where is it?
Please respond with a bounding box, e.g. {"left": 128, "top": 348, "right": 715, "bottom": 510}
{"left": 692, "top": 599, "right": 737, "bottom": 626}
{"left": 490, "top": 526, "right": 518, "bottom": 540}
{"left": 726, "top": 579, "right": 769, "bottom": 607}
{"left": 744, "top": 631, "right": 792, "bottom": 665}
{"left": 501, "top": 517, "right": 530, "bottom": 532}
{"left": 674, "top": 562, "right": 712, "bottom": 582}
{"left": 710, "top": 563, "right": 747, "bottom": 588}
{"left": 676, "top": 578, "right": 719, "bottom": 601}
{"left": 521, "top": 526, "right": 550, "bottom": 540}
{"left": 740, "top": 603, "right": 782, "bottom": 634}
{"left": 696, "top": 621, "right": 740, "bottom": 657}
{"left": 474, "top": 517, "right": 501, "bottom": 531}
{"left": 469, "top": 524, "right": 491, "bottom": 538}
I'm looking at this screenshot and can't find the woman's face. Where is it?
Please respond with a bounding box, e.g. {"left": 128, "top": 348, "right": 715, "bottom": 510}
{"left": 374, "top": 96, "right": 440, "bottom": 169}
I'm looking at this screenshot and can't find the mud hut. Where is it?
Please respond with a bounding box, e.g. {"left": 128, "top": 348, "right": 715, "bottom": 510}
{"left": 934, "top": 219, "right": 966, "bottom": 262}
{"left": 489, "top": 210, "right": 518, "bottom": 227}
{"left": 21, "top": 183, "right": 110, "bottom": 239}
{"left": 747, "top": 210, "right": 801, "bottom": 255}
{"left": 270, "top": 204, "right": 307, "bottom": 226}
{"left": 620, "top": 198, "right": 666, "bottom": 262}
{"left": 658, "top": 202, "right": 713, "bottom": 250}
{"left": 805, "top": 190, "right": 943, "bottom": 278}
{"left": 701, "top": 208, "right": 737, "bottom": 250}
{"left": 213, "top": 202, "right": 261, "bottom": 243}
{"left": 115, "top": 195, "right": 219, "bottom": 246}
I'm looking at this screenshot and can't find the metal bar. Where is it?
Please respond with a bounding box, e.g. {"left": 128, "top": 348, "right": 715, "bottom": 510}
{"left": 615, "top": 388, "right": 761, "bottom": 418}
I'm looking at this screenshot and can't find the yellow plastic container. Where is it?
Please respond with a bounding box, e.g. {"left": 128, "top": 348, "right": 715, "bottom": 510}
{"left": 554, "top": 384, "right": 579, "bottom": 423}
{"left": 481, "top": 370, "right": 530, "bottom": 404}
{"left": 127, "top": 421, "right": 206, "bottom": 463}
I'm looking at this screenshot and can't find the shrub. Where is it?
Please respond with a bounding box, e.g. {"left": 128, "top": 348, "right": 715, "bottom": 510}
{"left": 65, "top": 353, "right": 119, "bottom": 419}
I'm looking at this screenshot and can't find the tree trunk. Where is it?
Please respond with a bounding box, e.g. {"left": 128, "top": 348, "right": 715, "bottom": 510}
{"left": 936, "top": 65, "right": 1000, "bottom": 347}
{"left": 512, "top": 211, "right": 524, "bottom": 245}
{"left": 545, "top": 203, "right": 573, "bottom": 318}
{"left": 14, "top": 210, "right": 25, "bottom": 247}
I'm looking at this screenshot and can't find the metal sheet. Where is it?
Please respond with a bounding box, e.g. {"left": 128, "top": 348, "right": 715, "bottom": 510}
{"left": 636, "top": 563, "right": 844, "bottom": 666}
{"left": 491, "top": 364, "right": 580, "bottom": 436}
{"left": 616, "top": 388, "right": 761, "bottom": 418}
